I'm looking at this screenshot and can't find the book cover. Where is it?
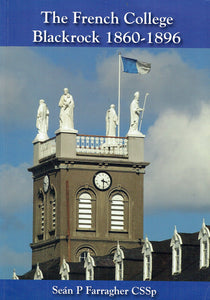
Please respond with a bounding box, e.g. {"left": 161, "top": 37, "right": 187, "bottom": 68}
{"left": 0, "top": 0, "right": 209, "bottom": 299}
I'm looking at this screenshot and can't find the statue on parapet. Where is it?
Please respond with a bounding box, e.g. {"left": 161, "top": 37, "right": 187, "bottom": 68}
{"left": 59, "top": 88, "right": 75, "bottom": 132}
{"left": 34, "top": 99, "right": 49, "bottom": 142}
{"left": 34, "top": 263, "right": 44, "bottom": 280}
{"left": 106, "top": 104, "right": 118, "bottom": 137}
{"left": 127, "top": 91, "right": 144, "bottom": 137}
{"left": 59, "top": 258, "right": 70, "bottom": 280}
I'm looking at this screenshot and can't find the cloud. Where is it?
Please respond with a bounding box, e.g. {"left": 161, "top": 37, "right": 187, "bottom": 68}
{"left": 0, "top": 48, "right": 114, "bottom": 136}
{"left": 0, "top": 163, "right": 32, "bottom": 216}
{"left": 96, "top": 49, "right": 210, "bottom": 118}
{"left": 1, "top": 48, "right": 209, "bottom": 138}
{"left": 144, "top": 102, "right": 210, "bottom": 212}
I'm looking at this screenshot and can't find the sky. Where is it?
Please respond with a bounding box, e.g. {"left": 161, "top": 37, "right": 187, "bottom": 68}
{"left": 0, "top": 47, "right": 210, "bottom": 279}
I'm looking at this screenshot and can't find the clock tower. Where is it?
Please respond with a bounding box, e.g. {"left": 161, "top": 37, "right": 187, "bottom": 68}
{"left": 29, "top": 94, "right": 149, "bottom": 265}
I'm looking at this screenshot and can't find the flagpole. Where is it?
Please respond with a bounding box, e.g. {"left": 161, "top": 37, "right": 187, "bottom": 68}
{"left": 118, "top": 52, "right": 121, "bottom": 137}
{"left": 139, "top": 93, "right": 149, "bottom": 132}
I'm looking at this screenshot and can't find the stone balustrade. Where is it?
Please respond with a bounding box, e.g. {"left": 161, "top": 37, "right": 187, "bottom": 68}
{"left": 35, "top": 132, "right": 144, "bottom": 163}
{"left": 76, "top": 134, "right": 128, "bottom": 157}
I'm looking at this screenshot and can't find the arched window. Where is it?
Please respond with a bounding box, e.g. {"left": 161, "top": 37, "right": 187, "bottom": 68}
{"left": 37, "top": 190, "right": 44, "bottom": 240}
{"left": 170, "top": 226, "right": 182, "bottom": 275}
{"left": 111, "top": 194, "right": 124, "bottom": 230}
{"left": 76, "top": 246, "right": 96, "bottom": 262}
{"left": 52, "top": 199, "right": 56, "bottom": 229}
{"left": 198, "top": 220, "right": 210, "bottom": 269}
{"left": 79, "top": 251, "right": 88, "bottom": 262}
{"left": 78, "top": 193, "right": 92, "bottom": 229}
{"left": 77, "top": 191, "right": 96, "bottom": 230}
{"left": 41, "top": 202, "right": 45, "bottom": 233}
{"left": 142, "top": 236, "right": 153, "bottom": 281}
{"left": 49, "top": 187, "right": 56, "bottom": 236}
{"left": 110, "top": 193, "right": 128, "bottom": 231}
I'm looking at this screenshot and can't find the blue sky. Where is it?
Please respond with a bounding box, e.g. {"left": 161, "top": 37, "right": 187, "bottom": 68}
{"left": 0, "top": 47, "right": 210, "bottom": 279}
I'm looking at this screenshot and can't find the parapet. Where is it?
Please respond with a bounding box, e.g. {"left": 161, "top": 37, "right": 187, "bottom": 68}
{"left": 33, "top": 131, "right": 145, "bottom": 166}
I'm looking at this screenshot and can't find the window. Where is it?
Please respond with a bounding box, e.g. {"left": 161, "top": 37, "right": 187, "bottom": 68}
{"left": 49, "top": 188, "right": 56, "bottom": 235}
{"left": 41, "top": 202, "right": 45, "bottom": 233}
{"left": 170, "top": 227, "right": 182, "bottom": 275}
{"left": 76, "top": 246, "right": 96, "bottom": 262}
{"left": 78, "top": 193, "right": 92, "bottom": 229}
{"left": 79, "top": 251, "right": 88, "bottom": 262}
{"left": 111, "top": 194, "right": 124, "bottom": 231}
{"left": 198, "top": 220, "right": 210, "bottom": 269}
{"left": 52, "top": 199, "right": 56, "bottom": 229}
{"left": 37, "top": 190, "right": 44, "bottom": 240}
{"left": 142, "top": 237, "right": 153, "bottom": 281}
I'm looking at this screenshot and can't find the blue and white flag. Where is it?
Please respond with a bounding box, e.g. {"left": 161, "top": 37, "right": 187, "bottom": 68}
{"left": 121, "top": 56, "right": 151, "bottom": 75}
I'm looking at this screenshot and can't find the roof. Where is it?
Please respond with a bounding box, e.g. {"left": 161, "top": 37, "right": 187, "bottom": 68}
{"left": 19, "top": 230, "right": 210, "bottom": 281}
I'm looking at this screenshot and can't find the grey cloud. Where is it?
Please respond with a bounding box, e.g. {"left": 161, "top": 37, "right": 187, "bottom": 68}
{"left": 144, "top": 102, "right": 210, "bottom": 212}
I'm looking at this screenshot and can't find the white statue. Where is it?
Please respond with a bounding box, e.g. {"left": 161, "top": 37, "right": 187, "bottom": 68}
{"left": 34, "top": 263, "right": 44, "bottom": 280}
{"left": 35, "top": 99, "right": 49, "bottom": 142}
{"left": 59, "top": 88, "right": 75, "bottom": 131}
{"left": 84, "top": 252, "right": 95, "bottom": 280}
{"left": 59, "top": 258, "right": 70, "bottom": 280}
{"left": 12, "top": 269, "right": 19, "bottom": 280}
{"left": 113, "top": 241, "right": 125, "bottom": 264}
{"left": 106, "top": 104, "right": 118, "bottom": 137}
{"left": 127, "top": 91, "right": 143, "bottom": 137}
{"left": 113, "top": 241, "right": 125, "bottom": 281}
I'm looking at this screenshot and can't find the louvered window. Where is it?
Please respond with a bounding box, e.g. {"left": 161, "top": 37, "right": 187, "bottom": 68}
{"left": 111, "top": 194, "right": 124, "bottom": 230}
{"left": 41, "top": 202, "right": 45, "bottom": 232}
{"left": 78, "top": 193, "right": 92, "bottom": 229}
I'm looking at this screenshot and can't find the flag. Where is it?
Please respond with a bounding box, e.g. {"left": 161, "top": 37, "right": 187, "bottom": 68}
{"left": 121, "top": 56, "right": 151, "bottom": 75}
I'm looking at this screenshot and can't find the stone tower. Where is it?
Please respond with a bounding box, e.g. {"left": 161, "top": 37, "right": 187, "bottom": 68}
{"left": 29, "top": 90, "right": 149, "bottom": 265}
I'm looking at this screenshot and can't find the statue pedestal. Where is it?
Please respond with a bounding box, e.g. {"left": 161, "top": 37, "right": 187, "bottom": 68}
{"left": 32, "top": 140, "right": 40, "bottom": 166}
{"left": 55, "top": 129, "right": 77, "bottom": 159}
{"left": 127, "top": 136, "right": 145, "bottom": 162}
